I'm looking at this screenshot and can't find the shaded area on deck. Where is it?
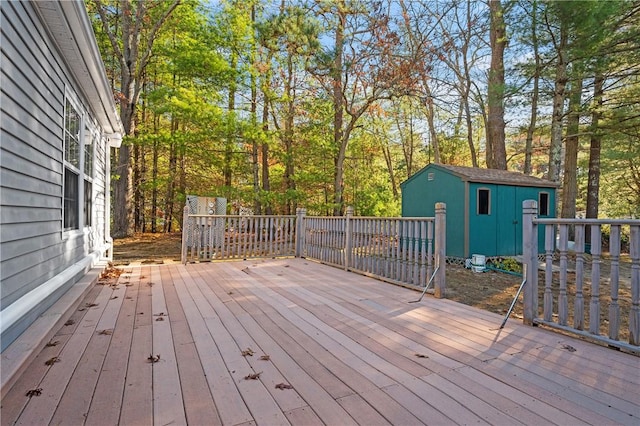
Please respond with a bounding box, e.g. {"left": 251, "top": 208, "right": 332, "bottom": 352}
{"left": 2, "top": 259, "right": 638, "bottom": 425}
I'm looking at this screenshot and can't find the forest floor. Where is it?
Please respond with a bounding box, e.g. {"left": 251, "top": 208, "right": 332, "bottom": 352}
{"left": 112, "top": 233, "right": 633, "bottom": 338}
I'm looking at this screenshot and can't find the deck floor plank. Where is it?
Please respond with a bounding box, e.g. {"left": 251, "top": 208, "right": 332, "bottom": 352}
{"left": 162, "top": 266, "right": 222, "bottom": 426}
{"left": 13, "top": 284, "right": 115, "bottom": 426}
{"left": 84, "top": 267, "right": 142, "bottom": 426}
{"left": 119, "top": 267, "right": 154, "bottom": 426}
{"left": 2, "top": 258, "right": 638, "bottom": 426}
{"left": 49, "top": 275, "right": 128, "bottom": 425}
{"left": 173, "top": 265, "right": 254, "bottom": 426}
{"left": 218, "top": 263, "right": 488, "bottom": 425}
{"left": 150, "top": 266, "right": 187, "bottom": 426}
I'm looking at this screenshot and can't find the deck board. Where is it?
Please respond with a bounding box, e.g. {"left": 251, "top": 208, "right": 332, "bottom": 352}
{"left": 2, "top": 258, "right": 638, "bottom": 426}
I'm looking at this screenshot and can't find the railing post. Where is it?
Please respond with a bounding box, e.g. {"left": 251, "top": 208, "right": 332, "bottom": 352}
{"left": 181, "top": 205, "right": 189, "bottom": 264}
{"left": 630, "top": 225, "right": 640, "bottom": 345}
{"left": 344, "top": 206, "right": 354, "bottom": 270}
{"left": 434, "top": 202, "right": 446, "bottom": 298}
{"left": 295, "top": 208, "right": 306, "bottom": 258}
{"left": 522, "top": 200, "right": 538, "bottom": 325}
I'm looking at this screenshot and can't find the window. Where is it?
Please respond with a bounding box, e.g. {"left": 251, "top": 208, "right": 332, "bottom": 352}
{"left": 477, "top": 188, "right": 490, "bottom": 215}
{"left": 539, "top": 192, "right": 550, "bottom": 216}
{"left": 84, "top": 128, "right": 96, "bottom": 227}
{"left": 63, "top": 97, "right": 81, "bottom": 230}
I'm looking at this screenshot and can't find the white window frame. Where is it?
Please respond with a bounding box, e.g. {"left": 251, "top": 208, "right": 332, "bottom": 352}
{"left": 84, "top": 122, "right": 98, "bottom": 229}
{"left": 62, "top": 89, "right": 89, "bottom": 236}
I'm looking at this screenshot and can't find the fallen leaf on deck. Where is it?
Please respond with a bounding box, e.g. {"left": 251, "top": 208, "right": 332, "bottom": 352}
{"left": 275, "top": 383, "right": 293, "bottom": 390}
{"left": 241, "top": 348, "right": 254, "bottom": 357}
{"left": 415, "top": 353, "right": 429, "bottom": 358}
{"left": 155, "top": 317, "right": 165, "bottom": 321}
{"left": 259, "top": 355, "right": 270, "bottom": 361}
{"left": 244, "top": 372, "right": 262, "bottom": 380}
{"left": 45, "top": 357, "right": 60, "bottom": 366}
{"left": 98, "top": 329, "right": 113, "bottom": 335}
{"left": 562, "top": 344, "right": 577, "bottom": 352}
{"left": 86, "top": 303, "right": 99, "bottom": 308}
{"left": 147, "top": 282, "right": 155, "bottom": 287}
{"left": 147, "top": 354, "right": 161, "bottom": 363}
{"left": 110, "top": 296, "right": 118, "bottom": 299}
{"left": 64, "top": 319, "right": 75, "bottom": 326}
{"left": 45, "top": 340, "right": 59, "bottom": 347}
{"left": 153, "top": 312, "right": 165, "bottom": 316}
{"left": 25, "top": 388, "right": 42, "bottom": 397}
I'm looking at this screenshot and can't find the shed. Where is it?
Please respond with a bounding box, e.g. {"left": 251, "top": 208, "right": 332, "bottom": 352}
{"left": 400, "top": 164, "right": 557, "bottom": 259}
{"left": 1, "top": 0, "right": 123, "bottom": 355}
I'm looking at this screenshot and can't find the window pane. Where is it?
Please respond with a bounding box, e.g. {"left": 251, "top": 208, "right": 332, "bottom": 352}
{"left": 64, "top": 168, "right": 79, "bottom": 230}
{"left": 64, "top": 99, "right": 80, "bottom": 168}
{"left": 84, "top": 179, "right": 92, "bottom": 226}
{"left": 478, "top": 189, "right": 490, "bottom": 215}
{"left": 84, "top": 130, "right": 95, "bottom": 176}
{"left": 539, "top": 192, "right": 549, "bottom": 216}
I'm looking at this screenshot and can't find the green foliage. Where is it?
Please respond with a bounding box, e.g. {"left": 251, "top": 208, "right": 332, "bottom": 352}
{"left": 90, "top": 0, "right": 640, "bottom": 229}
{"left": 489, "top": 258, "right": 523, "bottom": 274}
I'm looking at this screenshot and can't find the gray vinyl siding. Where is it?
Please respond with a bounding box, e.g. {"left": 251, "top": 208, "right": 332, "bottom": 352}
{"left": 1, "top": 1, "right": 112, "bottom": 349}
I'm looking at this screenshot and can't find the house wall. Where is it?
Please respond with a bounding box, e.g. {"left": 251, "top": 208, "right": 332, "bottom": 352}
{"left": 0, "top": 1, "right": 110, "bottom": 350}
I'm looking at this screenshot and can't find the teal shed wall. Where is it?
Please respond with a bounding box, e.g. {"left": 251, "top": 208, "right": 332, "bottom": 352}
{"left": 401, "top": 164, "right": 556, "bottom": 258}
{"left": 401, "top": 166, "right": 467, "bottom": 258}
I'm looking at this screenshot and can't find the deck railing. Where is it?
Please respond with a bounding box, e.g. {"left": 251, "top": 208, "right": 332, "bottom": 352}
{"left": 181, "top": 203, "right": 447, "bottom": 297}
{"left": 181, "top": 209, "right": 297, "bottom": 262}
{"left": 522, "top": 200, "right": 640, "bottom": 351}
{"left": 298, "top": 204, "right": 446, "bottom": 296}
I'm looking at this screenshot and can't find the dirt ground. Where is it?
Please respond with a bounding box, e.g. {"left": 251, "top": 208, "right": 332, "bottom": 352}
{"left": 112, "top": 232, "right": 526, "bottom": 319}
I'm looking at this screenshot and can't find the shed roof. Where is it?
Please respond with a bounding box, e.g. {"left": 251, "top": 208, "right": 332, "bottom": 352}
{"left": 429, "top": 164, "right": 558, "bottom": 188}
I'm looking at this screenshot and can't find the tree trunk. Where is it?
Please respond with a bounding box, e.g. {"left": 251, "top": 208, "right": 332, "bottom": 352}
{"left": 548, "top": 20, "right": 568, "bottom": 183}
{"left": 586, "top": 72, "right": 604, "bottom": 220}
{"left": 261, "top": 98, "right": 272, "bottom": 215}
{"left": 151, "top": 136, "right": 159, "bottom": 233}
{"left": 225, "top": 54, "right": 237, "bottom": 188}
{"left": 332, "top": 6, "right": 345, "bottom": 216}
{"left": 250, "top": 4, "right": 260, "bottom": 214}
{"left": 283, "top": 54, "right": 296, "bottom": 215}
{"left": 163, "top": 117, "right": 178, "bottom": 233}
{"left": 524, "top": 0, "right": 540, "bottom": 175}
{"left": 487, "top": 0, "right": 507, "bottom": 170}
{"left": 561, "top": 77, "right": 583, "bottom": 229}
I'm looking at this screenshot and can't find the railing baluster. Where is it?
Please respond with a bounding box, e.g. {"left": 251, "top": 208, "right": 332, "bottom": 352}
{"left": 574, "top": 225, "right": 585, "bottom": 330}
{"left": 609, "top": 225, "right": 621, "bottom": 340}
{"left": 558, "top": 224, "right": 569, "bottom": 326}
{"left": 589, "top": 224, "right": 602, "bottom": 335}
{"left": 629, "top": 225, "right": 639, "bottom": 345}
{"left": 544, "top": 224, "right": 554, "bottom": 322}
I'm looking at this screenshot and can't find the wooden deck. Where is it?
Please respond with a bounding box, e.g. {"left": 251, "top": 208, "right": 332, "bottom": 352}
{"left": 1, "top": 259, "right": 638, "bottom": 426}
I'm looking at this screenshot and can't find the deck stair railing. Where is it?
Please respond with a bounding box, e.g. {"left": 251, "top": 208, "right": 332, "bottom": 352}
{"left": 522, "top": 200, "right": 640, "bottom": 351}
{"left": 182, "top": 203, "right": 447, "bottom": 297}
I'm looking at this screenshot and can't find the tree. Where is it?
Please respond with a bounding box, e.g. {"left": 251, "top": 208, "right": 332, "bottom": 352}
{"left": 91, "top": 0, "right": 181, "bottom": 238}
{"left": 312, "top": 0, "right": 422, "bottom": 215}
{"left": 487, "top": 0, "right": 507, "bottom": 170}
